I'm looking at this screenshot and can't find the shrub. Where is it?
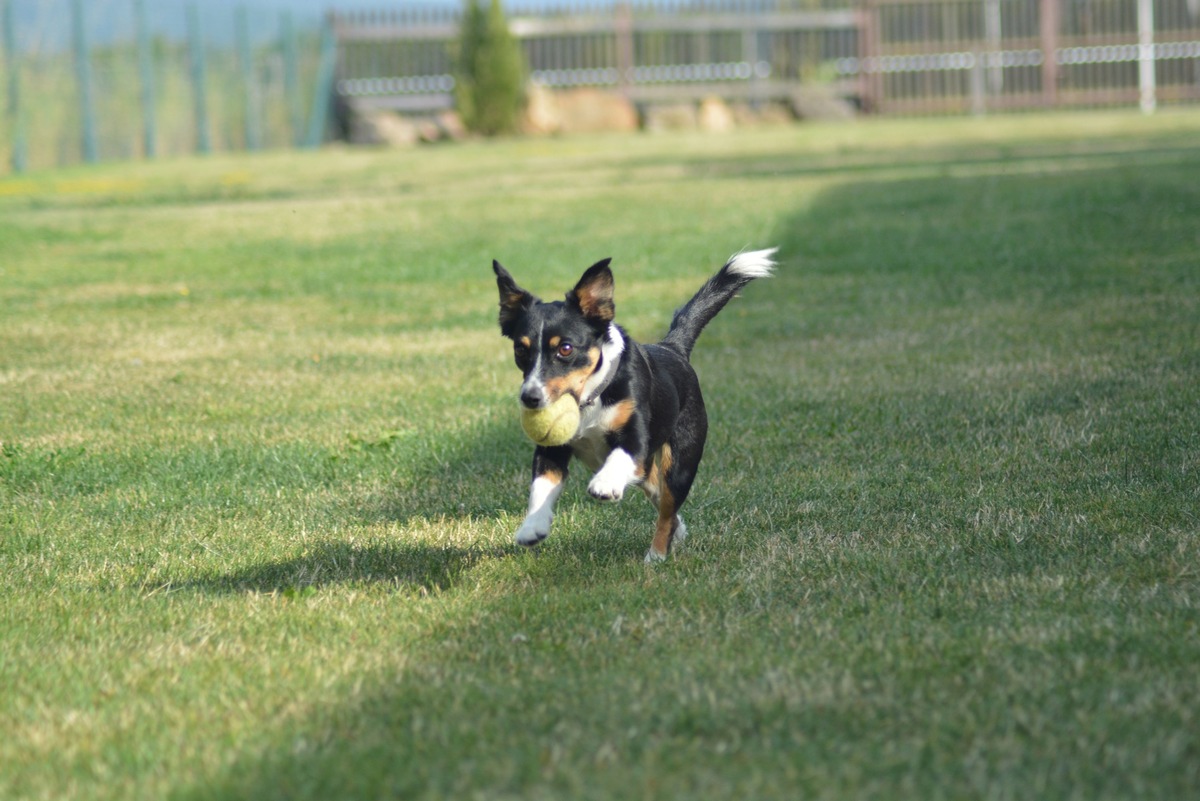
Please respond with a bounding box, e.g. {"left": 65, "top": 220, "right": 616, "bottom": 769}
{"left": 455, "top": 0, "right": 526, "bottom": 136}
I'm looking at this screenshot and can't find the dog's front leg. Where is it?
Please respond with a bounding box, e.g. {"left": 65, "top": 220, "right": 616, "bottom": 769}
{"left": 514, "top": 446, "right": 571, "bottom": 546}
{"left": 587, "top": 447, "right": 642, "bottom": 502}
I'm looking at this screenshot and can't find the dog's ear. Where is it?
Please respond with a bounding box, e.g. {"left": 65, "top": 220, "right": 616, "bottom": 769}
{"left": 569, "top": 258, "right": 615, "bottom": 324}
{"left": 494, "top": 260, "right": 536, "bottom": 335}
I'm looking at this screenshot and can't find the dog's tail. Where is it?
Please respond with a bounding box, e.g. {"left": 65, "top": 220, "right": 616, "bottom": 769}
{"left": 661, "top": 248, "right": 777, "bottom": 359}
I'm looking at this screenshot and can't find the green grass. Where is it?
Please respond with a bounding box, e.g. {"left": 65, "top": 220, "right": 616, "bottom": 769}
{"left": 2, "top": 110, "right": 1198, "bottom": 800}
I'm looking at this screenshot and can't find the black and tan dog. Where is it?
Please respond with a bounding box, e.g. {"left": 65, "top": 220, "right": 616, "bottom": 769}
{"left": 492, "top": 249, "right": 777, "bottom": 562}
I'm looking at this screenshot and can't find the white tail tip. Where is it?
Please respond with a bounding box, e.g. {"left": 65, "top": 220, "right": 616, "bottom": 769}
{"left": 727, "top": 247, "right": 778, "bottom": 279}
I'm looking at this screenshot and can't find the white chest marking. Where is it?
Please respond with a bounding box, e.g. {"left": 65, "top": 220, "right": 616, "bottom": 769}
{"left": 571, "top": 401, "right": 619, "bottom": 470}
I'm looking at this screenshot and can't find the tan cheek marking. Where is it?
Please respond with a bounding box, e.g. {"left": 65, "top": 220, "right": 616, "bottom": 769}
{"left": 579, "top": 347, "right": 601, "bottom": 393}
{"left": 543, "top": 369, "right": 590, "bottom": 399}
{"left": 542, "top": 347, "right": 601, "bottom": 400}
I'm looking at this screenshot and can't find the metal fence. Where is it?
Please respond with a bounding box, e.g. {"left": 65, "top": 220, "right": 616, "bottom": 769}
{"left": 1, "top": 0, "right": 333, "bottom": 174}
{"left": 336, "top": 0, "right": 1200, "bottom": 116}
{"left": 3, "top": 1, "right": 1200, "bottom": 175}
{"left": 857, "top": 0, "right": 1200, "bottom": 114}
{"left": 335, "top": 1, "right": 864, "bottom": 113}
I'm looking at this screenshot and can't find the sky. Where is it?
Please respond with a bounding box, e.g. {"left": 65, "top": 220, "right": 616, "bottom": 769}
{"left": 8, "top": 0, "right": 466, "bottom": 49}
{"left": 8, "top": 0, "right": 596, "bottom": 49}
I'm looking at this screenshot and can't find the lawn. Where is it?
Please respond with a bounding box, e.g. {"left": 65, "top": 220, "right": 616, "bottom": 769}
{"left": 2, "top": 110, "right": 1198, "bottom": 800}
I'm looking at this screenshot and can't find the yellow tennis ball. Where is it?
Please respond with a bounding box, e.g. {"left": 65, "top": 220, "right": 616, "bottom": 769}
{"left": 520, "top": 394, "right": 581, "bottom": 447}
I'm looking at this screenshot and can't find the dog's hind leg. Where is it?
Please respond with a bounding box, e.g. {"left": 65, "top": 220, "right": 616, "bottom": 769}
{"left": 644, "top": 435, "right": 701, "bottom": 563}
{"left": 644, "top": 444, "right": 683, "bottom": 563}
{"left": 647, "top": 504, "right": 683, "bottom": 564}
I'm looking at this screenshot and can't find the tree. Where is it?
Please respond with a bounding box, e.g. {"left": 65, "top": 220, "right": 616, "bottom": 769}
{"left": 455, "top": 0, "right": 526, "bottom": 136}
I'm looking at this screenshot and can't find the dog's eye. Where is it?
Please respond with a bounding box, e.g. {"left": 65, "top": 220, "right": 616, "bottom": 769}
{"left": 556, "top": 342, "right": 574, "bottom": 359}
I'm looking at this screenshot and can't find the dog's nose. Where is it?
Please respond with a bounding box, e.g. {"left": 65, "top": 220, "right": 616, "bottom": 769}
{"left": 520, "top": 386, "right": 547, "bottom": 409}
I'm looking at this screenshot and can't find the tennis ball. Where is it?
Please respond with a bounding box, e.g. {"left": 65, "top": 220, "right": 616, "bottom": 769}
{"left": 520, "top": 394, "right": 581, "bottom": 447}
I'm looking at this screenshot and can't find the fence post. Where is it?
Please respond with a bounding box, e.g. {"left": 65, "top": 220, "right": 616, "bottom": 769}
{"left": 186, "top": 3, "right": 211, "bottom": 153}
{"left": 304, "top": 15, "right": 337, "bottom": 149}
{"left": 614, "top": 2, "right": 633, "bottom": 96}
{"left": 236, "top": 5, "right": 261, "bottom": 150}
{"left": 1137, "top": 0, "right": 1156, "bottom": 114}
{"left": 3, "top": 0, "right": 26, "bottom": 173}
{"left": 970, "top": 53, "right": 986, "bottom": 115}
{"left": 857, "top": 0, "right": 882, "bottom": 113}
{"left": 743, "top": 26, "right": 763, "bottom": 101}
{"left": 282, "top": 11, "right": 302, "bottom": 147}
{"left": 983, "top": 0, "right": 1003, "bottom": 95}
{"left": 71, "top": 0, "right": 98, "bottom": 163}
{"left": 1039, "top": 0, "right": 1060, "bottom": 108}
{"left": 134, "top": 0, "right": 156, "bottom": 158}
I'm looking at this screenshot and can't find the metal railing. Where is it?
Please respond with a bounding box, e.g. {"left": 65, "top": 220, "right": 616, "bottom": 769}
{"left": 335, "top": 0, "right": 1200, "bottom": 116}
{"left": 852, "top": 0, "right": 1200, "bottom": 114}
{"left": 3, "top": 1, "right": 1198, "bottom": 174}
{"left": 334, "top": 2, "right": 865, "bottom": 112}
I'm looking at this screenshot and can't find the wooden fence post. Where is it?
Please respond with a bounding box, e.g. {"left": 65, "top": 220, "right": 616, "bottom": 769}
{"left": 71, "top": 0, "right": 98, "bottom": 163}
{"left": 134, "top": 0, "right": 156, "bottom": 159}
{"left": 186, "top": 3, "right": 211, "bottom": 154}
{"left": 857, "top": 0, "right": 882, "bottom": 113}
{"left": 1039, "top": 0, "right": 1060, "bottom": 107}
{"left": 614, "top": 2, "right": 633, "bottom": 96}
{"left": 3, "top": 0, "right": 26, "bottom": 173}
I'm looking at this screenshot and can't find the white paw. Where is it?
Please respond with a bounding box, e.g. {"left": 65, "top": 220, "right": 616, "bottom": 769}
{"left": 587, "top": 471, "right": 627, "bottom": 502}
{"left": 674, "top": 517, "right": 688, "bottom": 545}
{"left": 516, "top": 476, "right": 561, "bottom": 546}
{"left": 514, "top": 518, "right": 550, "bottom": 546}
{"left": 588, "top": 449, "right": 637, "bottom": 502}
{"left": 644, "top": 548, "right": 667, "bottom": 564}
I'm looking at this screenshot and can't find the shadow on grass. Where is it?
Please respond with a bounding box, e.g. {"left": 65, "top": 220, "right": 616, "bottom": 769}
{"left": 185, "top": 511, "right": 657, "bottom": 597}
{"left": 183, "top": 539, "right": 507, "bottom": 596}
{"left": 653, "top": 135, "right": 1200, "bottom": 185}
{"left": 178, "top": 408, "right": 661, "bottom": 597}
{"left": 345, "top": 416, "right": 530, "bottom": 525}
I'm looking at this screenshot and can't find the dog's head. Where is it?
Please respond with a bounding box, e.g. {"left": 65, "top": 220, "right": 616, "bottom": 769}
{"left": 493, "top": 259, "right": 617, "bottom": 410}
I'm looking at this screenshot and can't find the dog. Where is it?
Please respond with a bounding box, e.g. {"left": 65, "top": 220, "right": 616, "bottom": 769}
{"left": 492, "top": 248, "right": 777, "bottom": 562}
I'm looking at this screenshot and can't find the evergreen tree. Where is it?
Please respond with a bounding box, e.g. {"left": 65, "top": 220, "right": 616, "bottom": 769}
{"left": 455, "top": 0, "right": 525, "bottom": 136}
